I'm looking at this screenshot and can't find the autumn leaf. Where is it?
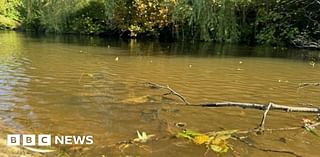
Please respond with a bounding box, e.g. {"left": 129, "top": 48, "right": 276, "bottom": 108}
{"left": 193, "top": 135, "right": 209, "bottom": 145}
{"left": 177, "top": 129, "right": 237, "bottom": 154}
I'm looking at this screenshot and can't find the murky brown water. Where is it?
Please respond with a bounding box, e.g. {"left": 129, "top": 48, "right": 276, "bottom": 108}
{"left": 1, "top": 31, "right": 320, "bottom": 157}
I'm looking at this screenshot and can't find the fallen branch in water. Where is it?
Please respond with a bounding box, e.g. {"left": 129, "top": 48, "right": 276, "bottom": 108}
{"left": 195, "top": 102, "right": 320, "bottom": 113}
{"left": 146, "top": 82, "right": 320, "bottom": 113}
{"left": 123, "top": 82, "right": 320, "bottom": 156}
{"left": 145, "top": 82, "right": 190, "bottom": 105}
{"left": 257, "top": 103, "right": 272, "bottom": 132}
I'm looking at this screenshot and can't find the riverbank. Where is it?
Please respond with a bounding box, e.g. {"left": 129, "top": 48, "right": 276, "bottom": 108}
{"left": 1, "top": 0, "right": 319, "bottom": 46}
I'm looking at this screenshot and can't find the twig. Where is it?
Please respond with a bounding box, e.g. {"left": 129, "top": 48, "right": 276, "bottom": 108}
{"left": 310, "top": 121, "right": 320, "bottom": 128}
{"left": 145, "top": 82, "right": 190, "bottom": 105}
{"left": 235, "top": 135, "right": 302, "bottom": 157}
{"left": 194, "top": 102, "right": 320, "bottom": 113}
{"left": 237, "top": 127, "right": 302, "bottom": 134}
{"left": 236, "top": 121, "right": 320, "bottom": 134}
{"left": 257, "top": 103, "right": 273, "bottom": 132}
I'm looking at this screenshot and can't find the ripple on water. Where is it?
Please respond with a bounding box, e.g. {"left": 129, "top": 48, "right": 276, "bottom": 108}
{"left": 0, "top": 103, "right": 14, "bottom": 111}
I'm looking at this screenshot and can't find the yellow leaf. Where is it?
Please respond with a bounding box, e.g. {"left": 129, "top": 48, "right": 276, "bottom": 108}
{"left": 87, "top": 73, "right": 94, "bottom": 78}
{"left": 193, "top": 135, "right": 209, "bottom": 145}
{"left": 211, "top": 137, "right": 223, "bottom": 145}
{"left": 210, "top": 143, "right": 229, "bottom": 153}
{"left": 210, "top": 135, "right": 230, "bottom": 153}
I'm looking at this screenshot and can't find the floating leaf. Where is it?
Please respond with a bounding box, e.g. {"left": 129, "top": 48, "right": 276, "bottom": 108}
{"left": 133, "top": 130, "right": 155, "bottom": 143}
{"left": 209, "top": 136, "right": 230, "bottom": 153}
{"left": 193, "top": 135, "right": 209, "bottom": 145}
{"left": 183, "top": 130, "right": 203, "bottom": 137}
{"left": 122, "top": 95, "right": 154, "bottom": 104}
{"left": 210, "top": 143, "right": 229, "bottom": 153}
{"left": 176, "top": 132, "right": 193, "bottom": 140}
{"left": 304, "top": 125, "right": 320, "bottom": 137}
{"left": 87, "top": 73, "right": 94, "bottom": 78}
{"left": 301, "top": 118, "right": 319, "bottom": 137}
{"left": 177, "top": 129, "right": 237, "bottom": 154}
{"left": 176, "top": 130, "right": 203, "bottom": 140}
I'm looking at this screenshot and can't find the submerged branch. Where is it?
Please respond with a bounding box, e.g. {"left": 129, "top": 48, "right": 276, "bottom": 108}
{"left": 258, "top": 103, "right": 272, "bottom": 132}
{"left": 145, "top": 82, "right": 190, "bottom": 105}
{"left": 145, "top": 82, "right": 320, "bottom": 113}
{"left": 132, "top": 82, "right": 320, "bottom": 156}
{"left": 195, "top": 102, "right": 320, "bottom": 113}
{"left": 235, "top": 135, "right": 302, "bottom": 157}
{"left": 236, "top": 122, "right": 320, "bottom": 134}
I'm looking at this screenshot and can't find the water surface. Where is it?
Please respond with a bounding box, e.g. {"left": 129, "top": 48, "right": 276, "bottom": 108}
{"left": 0, "top": 31, "right": 320, "bottom": 157}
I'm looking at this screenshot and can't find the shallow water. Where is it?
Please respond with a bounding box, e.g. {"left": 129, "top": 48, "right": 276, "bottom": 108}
{"left": 0, "top": 31, "right": 320, "bottom": 157}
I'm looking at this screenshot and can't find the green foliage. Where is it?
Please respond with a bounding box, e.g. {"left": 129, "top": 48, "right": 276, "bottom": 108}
{"left": 0, "top": 0, "right": 21, "bottom": 29}
{"left": 68, "top": 1, "right": 108, "bottom": 34}
{"left": 170, "top": 0, "right": 216, "bottom": 41}
{"left": 19, "top": 0, "right": 45, "bottom": 31}
{"left": 19, "top": 0, "right": 87, "bottom": 32}
{"left": 131, "top": 0, "right": 169, "bottom": 35}
{"left": 0, "top": 15, "right": 19, "bottom": 29}
{"left": 214, "top": 0, "right": 240, "bottom": 42}
{"left": 168, "top": 0, "right": 249, "bottom": 42}
{"left": 0, "top": 0, "right": 21, "bottom": 20}
{"left": 39, "top": 0, "right": 84, "bottom": 33}
{"left": 1, "top": 0, "right": 319, "bottom": 46}
{"left": 255, "top": 0, "right": 320, "bottom": 45}
{"left": 109, "top": 0, "right": 170, "bottom": 37}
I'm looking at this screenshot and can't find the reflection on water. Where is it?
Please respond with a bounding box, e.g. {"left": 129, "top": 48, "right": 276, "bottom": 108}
{"left": 0, "top": 32, "right": 29, "bottom": 129}
{"left": 0, "top": 31, "right": 320, "bottom": 156}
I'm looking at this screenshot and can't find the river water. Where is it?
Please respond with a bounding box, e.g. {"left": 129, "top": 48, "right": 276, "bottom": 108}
{"left": 0, "top": 31, "right": 320, "bottom": 157}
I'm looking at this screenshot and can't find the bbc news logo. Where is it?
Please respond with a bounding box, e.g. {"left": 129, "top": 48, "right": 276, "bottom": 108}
{"left": 7, "top": 134, "right": 93, "bottom": 146}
